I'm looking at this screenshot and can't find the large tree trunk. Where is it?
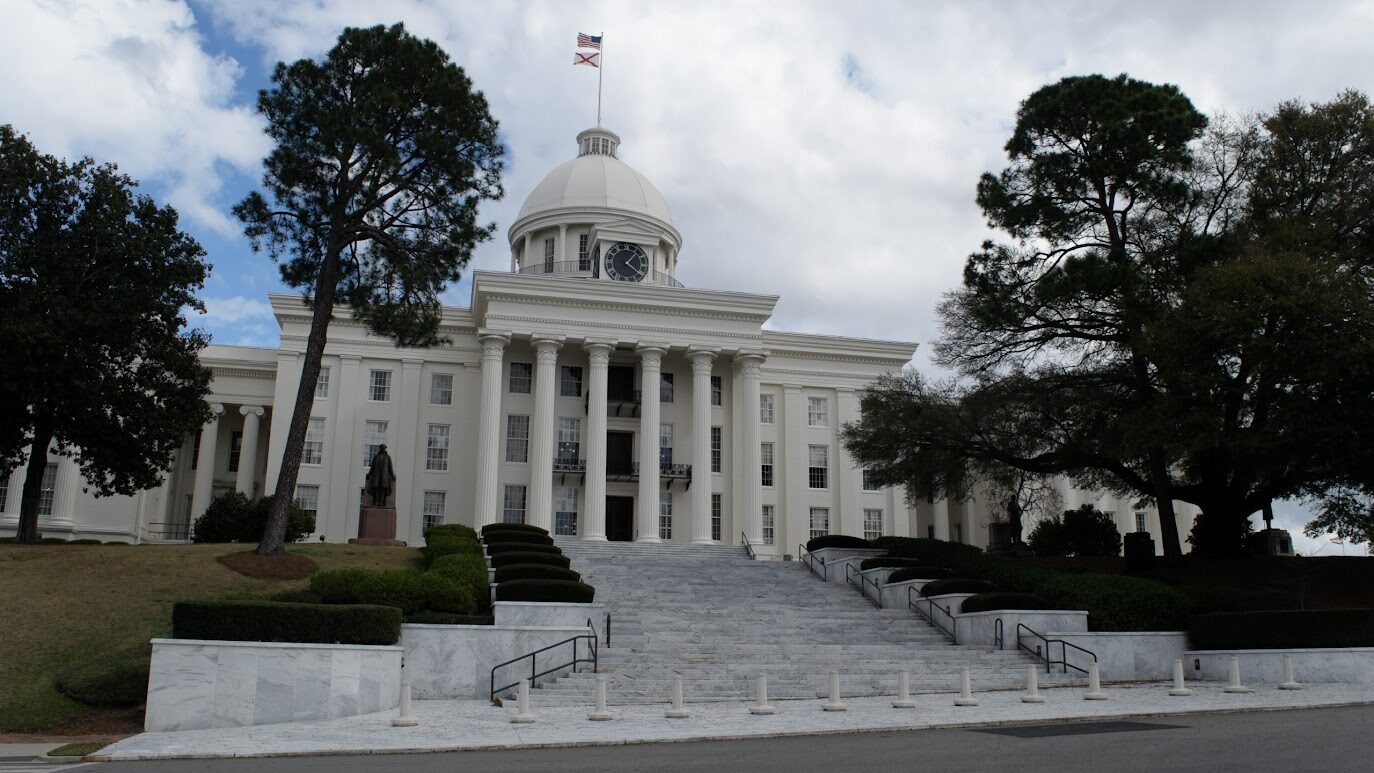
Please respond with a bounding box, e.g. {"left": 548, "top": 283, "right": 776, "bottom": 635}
{"left": 1147, "top": 449, "right": 1183, "bottom": 558}
{"left": 15, "top": 418, "right": 54, "bottom": 544}
{"left": 256, "top": 252, "right": 341, "bottom": 556}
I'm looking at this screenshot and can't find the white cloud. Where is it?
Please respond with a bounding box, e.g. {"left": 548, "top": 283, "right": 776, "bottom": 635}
{"left": 197, "top": 295, "right": 273, "bottom": 324}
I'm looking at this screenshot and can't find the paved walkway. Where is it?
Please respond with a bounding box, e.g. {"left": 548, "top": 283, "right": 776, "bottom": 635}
{"left": 92, "top": 681, "right": 1374, "bottom": 761}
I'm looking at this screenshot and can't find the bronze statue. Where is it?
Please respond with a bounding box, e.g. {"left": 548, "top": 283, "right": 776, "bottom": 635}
{"left": 1006, "top": 496, "right": 1024, "bottom": 543}
{"left": 366, "top": 444, "right": 396, "bottom": 507}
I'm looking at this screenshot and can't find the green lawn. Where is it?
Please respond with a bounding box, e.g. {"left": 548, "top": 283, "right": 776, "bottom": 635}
{"left": 0, "top": 542, "right": 421, "bottom": 733}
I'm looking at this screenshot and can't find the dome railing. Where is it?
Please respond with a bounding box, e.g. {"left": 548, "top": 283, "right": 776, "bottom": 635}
{"left": 517, "top": 260, "right": 684, "bottom": 288}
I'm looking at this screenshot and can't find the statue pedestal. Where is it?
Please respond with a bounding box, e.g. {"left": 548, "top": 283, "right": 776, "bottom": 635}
{"left": 349, "top": 507, "right": 406, "bottom": 547}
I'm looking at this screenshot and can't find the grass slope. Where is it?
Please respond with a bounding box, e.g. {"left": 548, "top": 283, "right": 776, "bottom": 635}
{"left": 0, "top": 543, "right": 419, "bottom": 733}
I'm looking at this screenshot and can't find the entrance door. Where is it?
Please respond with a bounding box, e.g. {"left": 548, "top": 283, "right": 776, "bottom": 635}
{"left": 606, "top": 431, "right": 634, "bottom": 476}
{"left": 606, "top": 496, "right": 634, "bottom": 541}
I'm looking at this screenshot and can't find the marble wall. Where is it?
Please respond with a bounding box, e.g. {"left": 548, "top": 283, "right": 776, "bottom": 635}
{"left": 1049, "top": 631, "right": 1187, "bottom": 681}
{"left": 808, "top": 548, "right": 887, "bottom": 585}
{"left": 144, "top": 639, "right": 402, "bottom": 732}
{"left": 493, "top": 601, "right": 605, "bottom": 630}
{"left": 1185, "top": 647, "right": 1374, "bottom": 684}
{"left": 402, "top": 623, "right": 595, "bottom": 700}
{"left": 957, "top": 610, "right": 1090, "bottom": 652}
{"left": 878, "top": 578, "right": 939, "bottom": 610}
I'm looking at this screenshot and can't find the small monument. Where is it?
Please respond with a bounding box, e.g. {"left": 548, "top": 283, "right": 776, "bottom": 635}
{"left": 351, "top": 444, "right": 405, "bottom": 546}
{"left": 987, "top": 496, "right": 1032, "bottom": 555}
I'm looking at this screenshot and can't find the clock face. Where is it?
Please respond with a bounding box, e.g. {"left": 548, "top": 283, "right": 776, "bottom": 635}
{"left": 603, "top": 242, "right": 649, "bottom": 282}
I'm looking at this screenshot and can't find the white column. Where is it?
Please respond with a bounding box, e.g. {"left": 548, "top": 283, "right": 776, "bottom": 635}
{"left": 264, "top": 351, "right": 301, "bottom": 494}
{"left": 329, "top": 355, "right": 362, "bottom": 539}
{"left": 395, "top": 358, "right": 423, "bottom": 542}
{"left": 582, "top": 341, "right": 614, "bottom": 541}
{"left": 934, "top": 497, "right": 951, "bottom": 541}
{"left": 688, "top": 349, "right": 717, "bottom": 544}
{"left": 523, "top": 233, "right": 533, "bottom": 271}
{"left": 836, "top": 388, "right": 862, "bottom": 536}
{"left": 636, "top": 343, "right": 667, "bottom": 542}
{"left": 191, "top": 403, "right": 224, "bottom": 519}
{"left": 527, "top": 336, "right": 562, "bottom": 532}
{"left": 960, "top": 498, "right": 977, "bottom": 546}
{"left": 235, "top": 405, "right": 264, "bottom": 496}
{"left": 473, "top": 332, "right": 510, "bottom": 527}
{"left": 739, "top": 351, "right": 766, "bottom": 546}
{"left": 558, "top": 224, "right": 569, "bottom": 264}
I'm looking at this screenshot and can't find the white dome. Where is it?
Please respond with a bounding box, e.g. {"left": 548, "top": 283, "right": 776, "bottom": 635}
{"left": 515, "top": 129, "right": 672, "bottom": 225}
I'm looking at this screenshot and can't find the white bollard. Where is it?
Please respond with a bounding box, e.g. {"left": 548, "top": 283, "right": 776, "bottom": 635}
{"left": 822, "top": 670, "right": 849, "bottom": 711}
{"left": 1279, "top": 653, "right": 1302, "bottom": 690}
{"left": 1168, "top": 658, "right": 1193, "bottom": 697}
{"left": 892, "top": 670, "right": 916, "bottom": 709}
{"left": 750, "top": 674, "right": 777, "bottom": 715}
{"left": 1083, "top": 662, "right": 1108, "bottom": 700}
{"left": 1021, "top": 665, "right": 1046, "bottom": 704}
{"left": 510, "top": 679, "right": 536, "bottom": 724}
{"left": 666, "top": 675, "right": 691, "bottom": 718}
{"left": 1224, "top": 655, "right": 1252, "bottom": 694}
{"left": 954, "top": 667, "right": 979, "bottom": 707}
{"left": 587, "top": 674, "right": 613, "bottom": 721}
{"left": 391, "top": 680, "right": 418, "bottom": 727}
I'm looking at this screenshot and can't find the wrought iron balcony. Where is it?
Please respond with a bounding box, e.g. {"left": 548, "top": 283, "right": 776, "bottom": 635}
{"left": 600, "top": 461, "right": 695, "bottom": 489}
{"left": 517, "top": 260, "right": 685, "bottom": 288}
{"left": 553, "top": 457, "right": 586, "bottom": 473}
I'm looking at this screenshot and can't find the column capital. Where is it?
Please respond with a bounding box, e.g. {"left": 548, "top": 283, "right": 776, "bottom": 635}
{"left": 736, "top": 350, "right": 766, "bottom": 377}
{"left": 478, "top": 330, "right": 511, "bottom": 358}
{"left": 583, "top": 339, "right": 616, "bottom": 360}
{"left": 532, "top": 334, "right": 565, "bottom": 351}
{"left": 208, "top": 403, "right": 225, "bottom": 417}
{"left": 238, "top": 405, "right": 265, "bottom": 418}
{"left": 687, "top": 348, "right": 718, "bottom": 373}
{"left": 635, "top": 342, "right": 668, "bottom": 365}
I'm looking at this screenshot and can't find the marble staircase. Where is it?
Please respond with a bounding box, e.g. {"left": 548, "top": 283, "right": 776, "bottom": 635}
{"left": 525, "top": 539, "right": 1075, "bottom": 705}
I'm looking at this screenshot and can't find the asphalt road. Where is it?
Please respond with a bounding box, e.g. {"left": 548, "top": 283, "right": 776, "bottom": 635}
{"left": 94, "top": 705, "right": 1373, "bottom": 773}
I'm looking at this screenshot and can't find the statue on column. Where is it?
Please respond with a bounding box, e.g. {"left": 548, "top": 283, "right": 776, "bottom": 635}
{"left": 365, "top": 445, "right": 396, "bottom": 507}
{"left": 1006, "top": 496, "right": 1024, "bottom": 543}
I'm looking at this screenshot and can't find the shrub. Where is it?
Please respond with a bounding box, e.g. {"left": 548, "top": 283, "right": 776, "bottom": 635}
{"left": 310, "top": 568, "right": 371, "bottom": 604}
{"left": 1190, "top": 609, "right": 1374, "bottom": 649}
{"left": 424, "top": 523, "right": 478, "bottom": 542}
{"left": 312, "top": 569, "right": 475, "bottom": 615}
{"left": 494, "top": 563, "right": 582, "bottom": 583}
{"left": 271, "top": 588, "right": 323, "bottom": 604}
{"left": 887, "top": 566, "right": 954, "bottom": 583}
{"left": 481, "top": 523, "right": 548, "bottom": 536}
{"left": 921, "top": 578, "right": 995, "bottom": 597}
{"left": 485, "top": 541, "right": 562, "bottom": 555}
{"left": 53, "top": 649, "right": 149, "bottom": 707}
{"left": 481, "top": 530, "right": 555, "bottom": 546}
{"left": 67, "top": 539, "right": 103, "bottom": 545}
{"left": 1181, "top": 585, "right": 1300, "bottom": 616}
{"left": 172, "top": 600, "right": 402, "bottom": 645}
{"left": 1027, "top": 505, "right": 1121, "bottom": 558}
{"left": 489, "top": 551, "right": 572, "bottom": 570}
{"left": 870, "top": 537, "right": 984, "bottom": 569}
{"left": 805, "top": 535, "right": 871, "bottom": 551}
{"left": 494, "top": 579, "right": 596, "bottom": 603}
{"left": 1123, "top": 531, "right": 1157, "bottom": 573}
{"left": 1035, "top": 573, "right": 1187, "bottom": 631}
{"left": 428, "top": 553, "right": 492, "bottom": 607}
{"left": 192, "top": 492, "right": 314, "bottom": 544}
{"left": 405, "top": 611, "right": 495, "bottom": 625}
{"left": 859, "top": 556, "right": 932, "bottom": 570}
{"left": 421, "top": 534, "right": 482, "bottom": 567}
{"left": 960, "top": 592, "right": 1057, "bottom": 613}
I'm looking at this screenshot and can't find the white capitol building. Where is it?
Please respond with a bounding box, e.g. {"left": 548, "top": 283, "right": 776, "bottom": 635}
{"left": 0, "top": 127, "right": 1198, "bottom": 552}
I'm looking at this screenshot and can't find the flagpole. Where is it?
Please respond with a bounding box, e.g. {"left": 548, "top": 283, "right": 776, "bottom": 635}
{"left": 596, "top": 32, "right": 604, "bottom": 126}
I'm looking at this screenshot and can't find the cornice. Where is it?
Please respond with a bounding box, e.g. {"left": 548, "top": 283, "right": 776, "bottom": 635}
{"left": 485, "top": 313, "right": 764, "bottom": 342}
{"left": 209, "top": 367, "right": 276, "bottom": 380}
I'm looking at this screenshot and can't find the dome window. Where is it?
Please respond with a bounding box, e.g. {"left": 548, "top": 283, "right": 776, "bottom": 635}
{"left": 578, "top": 133, "right": 618, "bottom": 158}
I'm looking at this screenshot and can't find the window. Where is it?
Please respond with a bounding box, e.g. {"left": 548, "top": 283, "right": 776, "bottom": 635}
{"left": 808, "top": 396, "right": 829, "bottom": 427}
{"left": 578, "top": 234, "right": 590, "bottom": 271}
{"left": 295, "top": 484, "right": 319, "bottom": 522}
{"left": 710, "top": 426, "right": 722, "bottom": 473}
{"left": 38, "top": 463, "right": 57, "bottom": 517}
{"left": 659, "top": 424, "right": 673, "bottom": 467}
{"left": 558, "top": 418, "right": 581, "bottom": 462}
{"left": 430, "top": 373, "right": 453, "bottom": 405}
{"left": 369, "top": 369, "right": 392, "bottom": 402}
{"left": 659, "top": 491, "right": 673, "bottom": 540}
{"left": 426, "top": 424, "right": 450, "bottom": 471}
{"left": 509, "top": 362, "right": 532, "bottom": 393}
{"left": 555, "top": 486, "right": 578, "bottom": 536}
{"left": 760, "top": 393, "right": 775, "bottom": 424}
{"left": 862, "top": 469, "right": 881, "bottom": 491}
{"left": 809, "top": 506, "right": 830, "bottom": 540}
{"left": 423, "top": 491, "right": 446, "bottom": 530}
{"left": 228, "top": 430, "right": 243, "bottom": 473}
{"left": 506, "top": 415, "right": 530, "bottom": 463}
{"left": 808, "top": 445, "right": 829, "bottom": 489}
{"left": 1135, "top": 511, "right": 1148, "bottom": 533}
{"left": 760, "top": 442, "right": 774, "bottom": 487}
{"left": 660, "top": 372, "right": 674, "bottom": 403}
{"left": 864, "top": 508, "right": 884, "bottom": 541}
{"left": 315, "top": 366, "right": 330, "bottom": 399}
{"left": 543, "top": 237, "right": 555, "bottom": 271}
{"left": 503, "top": 484, "right": 527, "bottom": 524}
{"left": 560, "top": 365, "right": 583, "bottom": 397}
{"left": 711, "top": 376, "right": 722, "bottom": 406}
{"left": 302, "top": 417, "right": 325, "bottom": 465}
{"left": 711, "top": 493, "right": 722, "bottom": 542}
{"left": 762, "top": 504, "right": 776, "bottom": 545}
{"left": 363, "top": 421, "right": 388, "bottom": 468}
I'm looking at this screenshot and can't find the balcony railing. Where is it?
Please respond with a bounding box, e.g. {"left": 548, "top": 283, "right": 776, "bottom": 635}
{"left": 600, "top": 462, "right": 694, "bottom": 489}
{"left": 517, "top": 260, "right": 685, "bottom": 288}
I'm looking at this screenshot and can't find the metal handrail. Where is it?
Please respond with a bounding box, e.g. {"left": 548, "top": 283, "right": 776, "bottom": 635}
{"left": 860, "top": 572, "right": 882, "bottom": 606}
{"left": 908, "top": 585, "right": 957, "bottom": 642}
{"left": 490, "top": 619, "right": 599, "bottom": 702}
{"left": 845, "top": 562, "right": 860, "bottom": 586}
{"left": 604, "top": 613, "right": 611, "bottom": 647}
{"left": 553, "top": 457, "right": 585, "bottom": 472}
{"left": 994, "top": 617, "right": 1004, "bottom": 649}
{"left": 1015, "top": 623, "right": 1096, "bottom": 675}
{"left": 798, "top": 544, "right": 826, "bottom": 580}
{"left": 741, "top": 531, "right": 755, "bottom": 560}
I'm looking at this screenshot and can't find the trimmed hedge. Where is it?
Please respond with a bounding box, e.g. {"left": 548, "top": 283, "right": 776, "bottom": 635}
{"left": 960, "top": 592, "right": 1057, "bottom": 614}
{"left": 481, "top": 530, "right": 555, "bottom": 546}
{"left": 1032, "top": 572, "right": 1187, "bottom": 631}
{"left": 805, "top": 534, "right": 871, "bottom": 551}
{"left": 53, "top": 649, "right": 149, "bottom": 707}
{"left": 406, "top": 611, "right": 495, "bottom": 625}
{"left": 859, "top": 556, "right": 933, "bottom": 570}
{"left": 310, "top": 569, "right": 371, "bottom": 603}
{"left": 1180, "top": 585, "right": 1300, "bottom": 616}
{"left": 427, "top": 553, "right": 492, "bottom": 609}
{"left": 489, "top": 551, "right": 572, "bottom": 570}
{"left": 494, "top": 563, "right": 582, "bottom": 584}
{"left": 310, "top": 569, "right": 476, "bottom": 615}
{"left": 494, "top": 579, "right": 596, "bottom": 603}
{"left": 887, "top": 566, "right": 954, "bottom": 583}
{"left": 870, "top": 536, "right": 984, "bottom": 567}
{"left": 172, "top": 600, "right": 402, "bottom": 645}
{"left": 422, "top": 533, "right": 482, "bottom": 567}
{"left": 425, "top": 523, "right": 479, "bottom": 542}
{"left": 485, "top": 541, "right": 562, "bottom": 555}
{"left": 920, "top": 578, "right": 995, "bottom": 597}
{"left": 481, "top": 523, "right": 549, "bottom": 536}
{"left": 1190, "top": 609, "right": 1374, "bottom": 650}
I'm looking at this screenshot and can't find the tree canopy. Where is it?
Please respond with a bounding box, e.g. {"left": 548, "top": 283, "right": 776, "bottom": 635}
{"left": 0, "top": 125, "right": 212, "bottom": 543}
{"left": 235, "top": 23, "right": 505, "bottom": 554}
{"left": 843, "top": 77, "right": 1374, "bottom": 557}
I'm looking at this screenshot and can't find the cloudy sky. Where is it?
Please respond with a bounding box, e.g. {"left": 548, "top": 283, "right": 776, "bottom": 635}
{"left": 3, "top": 0, "right": 1371, "bottom": 552}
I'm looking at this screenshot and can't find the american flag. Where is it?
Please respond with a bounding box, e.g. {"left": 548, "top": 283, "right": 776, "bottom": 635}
{"left": 577, "top": 33, "right": 602, "bottom": 49}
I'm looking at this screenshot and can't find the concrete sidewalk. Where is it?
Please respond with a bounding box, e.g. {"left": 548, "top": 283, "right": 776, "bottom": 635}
{"left": 92, "top": 681, "right": 1374, "bottom": 761}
